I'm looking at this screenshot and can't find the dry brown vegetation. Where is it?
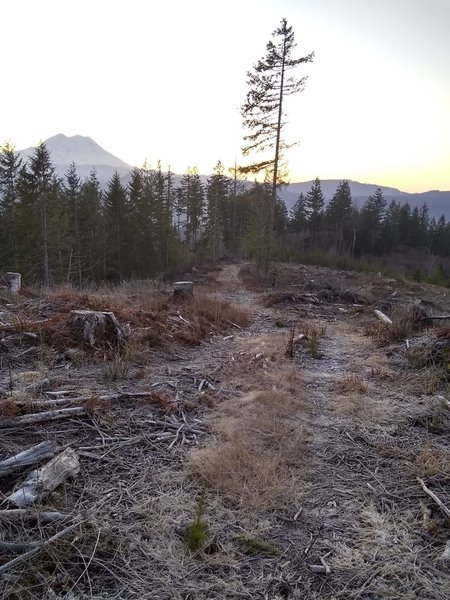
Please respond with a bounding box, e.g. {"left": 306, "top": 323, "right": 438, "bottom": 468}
{"left": 1, "top": 262, "right": 450, "bottom": 599}
{"left": 335, "top": 373, "right": 368, "bottom": 394}
{"left": 190, "top": 389, "right": 311, "bottom": 511}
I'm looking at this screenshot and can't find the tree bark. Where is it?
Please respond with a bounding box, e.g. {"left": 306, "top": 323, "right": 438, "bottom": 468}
{"left": 0, "top": 441, "right": 58, "bottom": 477}
{"left": 4, "top": 272, "right": 21, "bottom": 293}
{"left": 173, "top": 281, "right": 194, "bottom": 299}
{"left": 67, "top": 309, "right": 130, "bottom": 347}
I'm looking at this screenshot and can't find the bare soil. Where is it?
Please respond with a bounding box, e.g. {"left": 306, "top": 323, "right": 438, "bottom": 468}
{"left": 0, "top": 262, "right": 449, "bottom": 599}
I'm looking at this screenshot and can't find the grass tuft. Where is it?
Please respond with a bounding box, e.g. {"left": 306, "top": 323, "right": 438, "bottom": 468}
{"left": 336, "top": 374, "right": 368, "bottom": 394}
{"left": 237, "top": 534, "right": 280, "bottom": 556}
{"left": 415, "top": 444, "right": 450, "bottom": 478}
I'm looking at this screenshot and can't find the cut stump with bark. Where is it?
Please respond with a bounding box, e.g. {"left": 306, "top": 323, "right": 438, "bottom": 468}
{"left": 173, "top": 281, "right": 194, "bottom": 299}
{"left": 67, "top": 310, "right": 130, "bottom": 348}
{"left": 4, "top": 272, "right": 21, "bottom": 294}
{"left": 7, "top": 447, "right": 80, "bottom": 508}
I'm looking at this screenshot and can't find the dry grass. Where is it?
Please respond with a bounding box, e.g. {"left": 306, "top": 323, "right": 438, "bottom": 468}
{"left": 184, "top": 294, "right": 249, "bottom": 329}
{"left": 298, "top": 320, "right": 326, "bottom": 359}
{"left": 332, "top": 392, "right": 371, "bottom": 419}
{"left": 399, "top": 365, "right": 447, "bottom": 395}
{"left": 102, "top": 352, "right": 132, "bottom": 381}
{"left": 335, "top": 374, "right": 368, "bottom": 394}
{"left": 4, "top": 264, "right": 450, "bottom": 599}
{"left": 332, "top": 503, "right": 449, "bottom": 599}
{"left": 369, "top": 304, "right": 429, "bottom": 345}
{"left": 9, "top": 285, "right": 249, "bottom": 357}
{"left": 300, "top": 320, "right": 327, "bottom": 339}
{"left": 189, "top": 389, "right": 311, "bottom": 512}
{"left": 415, "top": 444, "right": 450, "bottom": 478}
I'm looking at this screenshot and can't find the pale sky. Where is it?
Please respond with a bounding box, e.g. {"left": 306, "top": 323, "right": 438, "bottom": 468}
{"left": 1, "top": 0, "right": 449, "bottom": 192}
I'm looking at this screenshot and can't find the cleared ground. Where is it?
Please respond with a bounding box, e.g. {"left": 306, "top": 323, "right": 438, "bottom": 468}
{"left": 0, "top": 262, "right": 449, "bottom": 599}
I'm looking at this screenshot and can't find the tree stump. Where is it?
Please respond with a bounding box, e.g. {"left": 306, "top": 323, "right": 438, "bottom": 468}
{"left": 67, "top": 310, "right": 130, "bottom": 348}
{"left": 173, "top": 281, "right": 194, "bottom": 299}
{"left": 4, "top": 272, "right": 21, "bottom": 294}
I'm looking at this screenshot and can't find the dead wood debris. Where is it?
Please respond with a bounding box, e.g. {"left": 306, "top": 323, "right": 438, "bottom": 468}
{"left": 1, "top": 265, "right": 450, "bottom": 599}
{"left": 0, "top": 441, "right": 58, "bottom": 477}
{"left": 418, "top": 477, "right": 450, "bottom": 522}
{"left": 7, "top": 447, "right": 80, "bottom": 508}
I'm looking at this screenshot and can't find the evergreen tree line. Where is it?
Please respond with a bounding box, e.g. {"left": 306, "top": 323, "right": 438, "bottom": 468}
{"left": 2, "top": 141, "right": 450, "bottom": 286}
{"left": 287, "top": 178, "right": 450, "bottom": 267}
{"left": 0, "top": 141, "right": 288, "bottom": 284}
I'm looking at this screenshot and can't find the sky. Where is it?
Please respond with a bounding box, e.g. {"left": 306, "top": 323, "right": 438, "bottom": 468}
{"left": 1, "top": 0, "right": 449, "bottom": 192}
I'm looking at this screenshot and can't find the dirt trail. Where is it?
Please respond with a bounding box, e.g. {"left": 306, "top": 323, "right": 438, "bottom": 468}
{"left": 203, "top": 262, "right": 450, "bottom": 599}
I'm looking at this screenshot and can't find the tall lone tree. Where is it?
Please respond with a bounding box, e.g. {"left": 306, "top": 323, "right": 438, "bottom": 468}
{"left": 240, "top": 18, "right": 313, "bottom": 272}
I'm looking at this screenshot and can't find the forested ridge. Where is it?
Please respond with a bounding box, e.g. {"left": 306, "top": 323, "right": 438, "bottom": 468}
{"left": 1, "top": 141, "right": 450, "bottom": 286}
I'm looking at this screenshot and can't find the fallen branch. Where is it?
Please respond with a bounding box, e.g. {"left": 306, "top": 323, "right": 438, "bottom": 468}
{"left": 421, "top": 315, "right": 450, "bottom": 320}
{"left": 309, "top": 564, "right": 328, "bottom": 574}
{"left": 0, "top": 541, "right": 41, "bottom": 555}
{"left": 0, "top": 509, "right": 73, "bottom": 523}
{"left": 0, "top": 521, "right": 82, "bottom": 575}
{"left": 418, "top": 477, "right": 450, "bottom": 521}
{"left": 7, "top": 447, "right": 80, "bottom": 508}
{"left": 225, "top": 319, "right": 243, "bottom": 330}
{"left": 146, "top": 419, "right": 205, "bottom": 435}
{"left": 0, "top": 406, "right": 87, "bottom": 428}
{"left": 24, "top": 378, "right": 51, "bottom": 393}
{"left": 0, "top": 441, "right": 58, "bottom": 477}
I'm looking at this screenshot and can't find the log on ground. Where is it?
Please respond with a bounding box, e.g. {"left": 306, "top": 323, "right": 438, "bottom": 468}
{"left": 0, "top": 509, "right": 73, "bottom": 523}
{"left": 0, "top": 441, "right": 58, "bottom": 477}
{"left": 0, "top": 406, "right": 87, "bottom": 428}
{"left": 7, "top": 448, "right": 80, "bottom": 508}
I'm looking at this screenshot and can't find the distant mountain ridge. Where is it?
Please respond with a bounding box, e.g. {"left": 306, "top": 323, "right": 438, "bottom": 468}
{"left": 279, "top": 181, "right": 450, "bottom": 219}
{"left": 17, "top": 134, "right": 450, "bottom": 219}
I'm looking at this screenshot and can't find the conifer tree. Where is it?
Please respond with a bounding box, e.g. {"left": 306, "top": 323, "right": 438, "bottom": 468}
{"left": 228, "top": 164, "right": 248, "bottom": 253}
{"left": 304, "top": 178, "right": 324, "bottom": 251}
{"left": 359, "top": 188, "right": 387, "bottom": 254}
{"left": 127, "top": 166, "right": 149, "bottom": 275}
{"left": 0, "top": 141, "right": 22, "bottom": 269}
{"left": 104, "top": 171, "right": 129, "bottom": 280}
{"left": 379, "top": 200, "right": 400, "bottom": 254}
{"left": 206, "top": 161, "right": 228, "bottom": 262}
{"left": 181, "top": 167, "right": 204, "bottom": 249}
{"left": 325, "top": 180, "right": 352, "bottom": 254}
{"left": 79, "top": 170, "right": 103, "bottom": 281}
{"left": 16, "top": 142, "right": 58, "bottom": 285}
{"left": 152, "top": 161, "right": 174, "bottom": 270}
{"left": 63, "top": 163, "right": 82, "bottom": 284}
{"left": 290, "top": 192, "right": 307, "bottom": 239}
{"left": 243, "top": 182, "right": 272, "bottom": 274}
{"left": 240, "top": 18, "right": 313, "bottom": 271}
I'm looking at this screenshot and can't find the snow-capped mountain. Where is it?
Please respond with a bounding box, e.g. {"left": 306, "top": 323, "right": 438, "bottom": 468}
{"left": 18, "top": 133, "right": 133, "bottom": 182}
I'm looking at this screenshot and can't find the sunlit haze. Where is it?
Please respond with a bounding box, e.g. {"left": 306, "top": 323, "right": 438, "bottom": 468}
{"left": 2, "top": 0, "right": 449, "bottom": 192}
